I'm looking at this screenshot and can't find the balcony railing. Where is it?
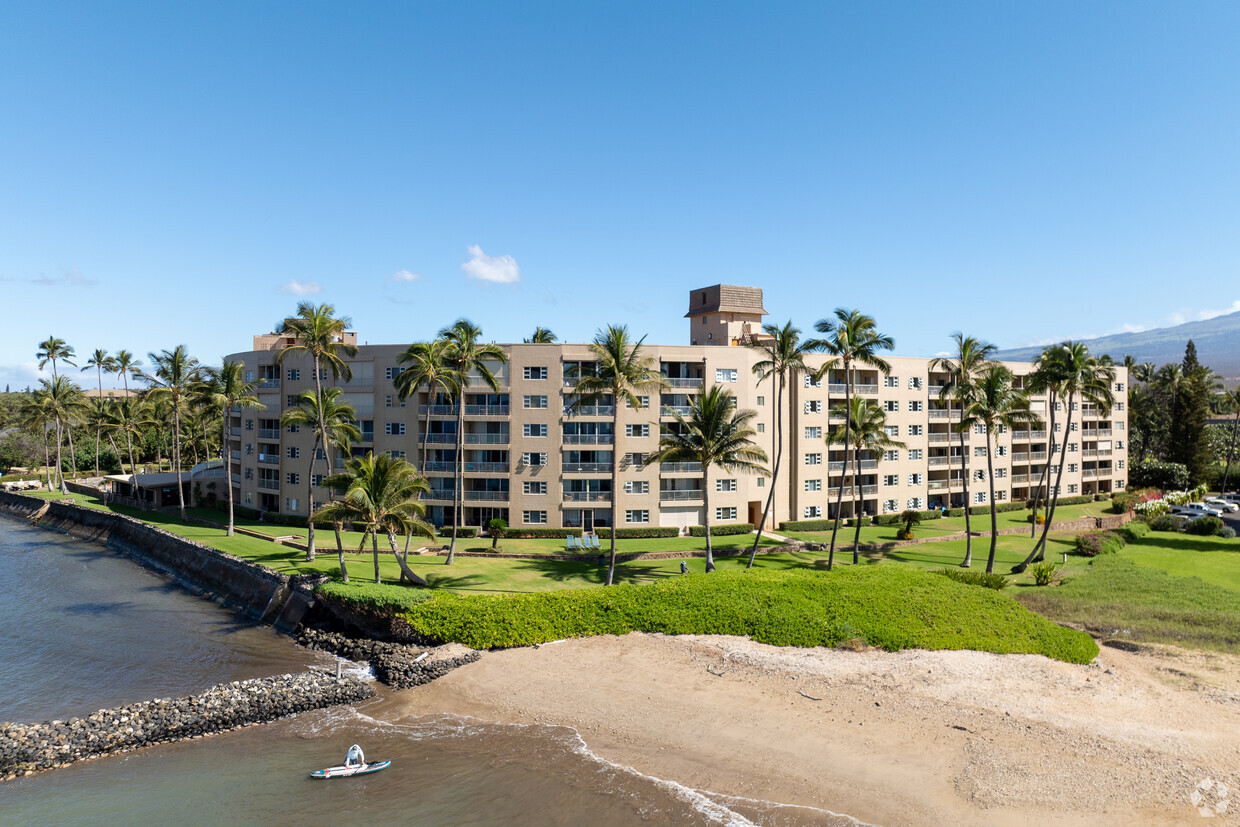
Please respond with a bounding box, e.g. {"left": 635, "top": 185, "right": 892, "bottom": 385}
{"left": 228, "top": 427, "right": 241, "bottom": 437}
{"left": 826, "top": 459, "right": 879, "bottom": 473}
{"left": 659, "top": 489, "right": 703, "bottom": 501}
{"left": 464, "top": 434, "right": 509, "bottom": 444}
{"left": 660, "top": 462, "right": 702, "bottom": 473}
{"left": 1011, "top": 431, "right": 1030, "bottom": 441}
{"left": 1029, "top": 430, "right": 1048, "bottom": 439}
{"left": 230, "top": 450, "right": 241, "bottom": 460}
{"left": 563, "top": 491, "right": 612, "bottom": 502}
{"left": 825, "top": 383, "right": 879, "bottom": 395}
{"left": 465, "top": 462, "right": 510, "bottom": 473}
{"left": 928, "top": 410, "right": 962, "bottom": 420}
{"left": 465, "top": 404, "right": 509, "bottom": 416}
{"left": 562, "top": 462, "right": 612, "bottom": 474}
{"left": 928, "top": 456, "right": 966, "bottom": 467}
{"left": 1028, "top": 451, "right": 1048, "bottom": 461}
{"left": 257, "top": 479, "right": 279, "bottom": 490}
{"left": 927, "top": 480, "right": 949, "bottom": 491}
{"left": 664, "top": 377, "right": 704, "bottom": 388}
{"left": 418, "top": 405, "right": 457, "bottom": 416}
{"left": 1082, "top": 469, "right": 1098, "bottom": 478}
{"left": 422, "top": 462, "right": 455, "bottom": 473}
{"left": 258, "top": 379, "right": 280, "bottom": 390}
{"left": 1011, "top": 474, "right": 1030, "bottom": 484}
{"left": 358, "top": 432, "right": 374, "bottom": 443}
{"left": 464, "top": 491, "right": 510, "bottom": 501}
{"left": 562, "top": 434, "right": 613, "bottom": 444}
{"left": 572, "top": 405, "right": 616, "bottom": 416}
{"left": 257, "top": 429, "right": 281, "bottom": 440}
{"left": 257, "top": 454, "right": 280, "bottom": 465}
{"left": 661, "top": 405, "right": 692, "bottom": 417}
{"left": 426, "top": 490, "right": 454, "bottom": 500}
{"left": 420, "top": 434, "right": 457, "bottom": 443}
{"left": 928, "top": 432, "right": 968, "bottom": 444}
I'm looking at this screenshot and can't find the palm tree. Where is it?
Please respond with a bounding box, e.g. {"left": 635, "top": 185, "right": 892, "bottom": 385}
{"left": 282, "top": 388, "right": 360, "bottom": 561}
{"left": 439, "top": 319, "right": 508, "bottom": 564}
{"left": 139, "top": 346, "right": 201, "bottom": 519}
{"left": 198, "top": 361, "right": 264, "bottom": 537}
{"left": 650, "top": 385, "right": 768, "bottom": 572}
{"left": 106, "top": 395, "right": 150, "bottom": 489}
{"left": 1014, "top": 342, "right": 1114, "bottom": 572}
{"left": 929, "top": 333, "right": 997, "bottom": 568}
{"left": 18, "top": 389, "right": 56, "bottom": 485}
{"left": 275, "top": 302, "right": 359, "bottom": 560}
{"left": 806, "top": 309, "right": 894, "bottom": 569}
{"left": 82, "top": 349, "right": 118, "bottom": 478}
{"left": 524, "top": 327, "right": 558, "bottom": 344}
{"left": 314, "top": 452, "right": 436, "bottom": 585}
{"left": 394, "top": 339, "right": 462, "bottom": 471}
{"left": 745, "top": 321, "right": 809, "bottom": 567}
{"left": 959, "top": 365, "right": 1040, "bottom": 574}
{"left": 1219, "top": 388, "right": 1240, "bottom": 494}
{"left": 569, "top": 325, "right": 668, "bottom": 585}
{"left": 41, "top": 376, "right": 88, "bottom": 493}
{"left": 826, "top": 396, "right": 905, "bottom": 565}
{"left": 37, "top": 337, "right": 75, "bottom": 381}
{"left": 112, "top": 350, "right": 142, "bottom": 398}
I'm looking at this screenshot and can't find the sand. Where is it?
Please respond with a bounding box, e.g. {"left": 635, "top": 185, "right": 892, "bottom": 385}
{"left": 386, "top": 633, "right": 1240, "bottom": 825}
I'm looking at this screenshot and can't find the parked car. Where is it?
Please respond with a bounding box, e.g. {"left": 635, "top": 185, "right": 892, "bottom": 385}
{"left": 1172, "top": 503, "right": 1224, "bottom": 518}
{"left": 1204, "top": 497, "right": 1239, "bottom": 513}
{"left": 1220, "top": 493, "right": 1240, "bottom": 505}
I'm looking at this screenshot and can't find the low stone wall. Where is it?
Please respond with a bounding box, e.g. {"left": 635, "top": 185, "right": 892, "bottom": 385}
{"left": 297, "top": 629, "right": 481, "bottom": 689}
{"left": 0, "top": 490, "right": 324, "bottom": 631}
{"left": 0, "top": 672, "right": 373, "bottom": 779}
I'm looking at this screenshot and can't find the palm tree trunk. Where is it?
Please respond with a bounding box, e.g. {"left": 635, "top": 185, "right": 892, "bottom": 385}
{"left": 123, "top": 424, "right": 138, "bottom": 486}
{"left": 388, "top": 530, "right": 428, "bottom": 587}
{"left": 223, "top": 415, "right": 235, "bottom": 536}
{"left": 959, "top": 417, "right": 973, "bottom": 567}
{"left": 1221, "top": 412, "right": 1240, "bottom": 493}
{"left": 852, "top": 451, "right": 865, "bottom": 562}
{"left": 95, "top": 366, "right": 103, "bottom": 477}
{"left": 1029, "top": 391, "right": 1056, "bottom": 538}
{"left": 309, "top": 356, "right": 327, "bottom": 564}
{"left": 749, "top": 370, "right": 783, "bottom": 567}
{"left": 1015, "top": 395, "right": 1071, "bottom": 572}
{"left": 371, "top": 530, "right": 381, "bottom": 584}
{"left": 446, "top": 400, "right": 464, "bottom": 564}
{"left": 606, "top": 402, "right": 621, "bottom": 586}
{"left": 985, "top": 430, "right": 999, "bottom": 573}
{"left": 172, "top": 407, "right": 186, "bottom": 519}
{"left": 702, "top": 471, "right": 715, "bottom": 572}
{"left": 41, "top": 425, "right": 51, "bottom": 488}
{"left": 65, "top": 420, "right": 79, "bottom": 487}
{"left": 54, "top": 418, "right": 67, "bottom": 494}
{"left": 827, "top": 363, "right": 851, "bottom": 571}
{"left": 338, "top": 527, "right": 349, "bottom": 583}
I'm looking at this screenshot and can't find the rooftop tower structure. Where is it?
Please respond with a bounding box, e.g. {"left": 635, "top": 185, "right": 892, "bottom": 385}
{"left": 685, "top": 284, "right": 768, "bottom": 346}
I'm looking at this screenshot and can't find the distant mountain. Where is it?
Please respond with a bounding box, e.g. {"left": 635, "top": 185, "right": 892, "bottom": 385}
{"left": 994, "top": 311, "right": 1240, "bottom": 379}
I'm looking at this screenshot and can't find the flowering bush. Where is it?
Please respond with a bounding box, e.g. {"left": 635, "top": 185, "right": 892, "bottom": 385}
{"left": 1134, "top": 498, "right": 1170, "bottom": 517}
{"left": 1075, "top": 529, "right": 1126, "bottom": 557}
{"left": 1111, "top": 488, "right": 1162, "bottom": 513}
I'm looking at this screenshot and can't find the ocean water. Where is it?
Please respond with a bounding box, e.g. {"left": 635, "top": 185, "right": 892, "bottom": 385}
{"left": 0, "top": 516, "right": 861, "bottom": 826}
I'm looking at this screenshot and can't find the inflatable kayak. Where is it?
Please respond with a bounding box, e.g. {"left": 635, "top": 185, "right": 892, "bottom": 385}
{"left": 310, "top": 760, "right": 391, "bottom": 779}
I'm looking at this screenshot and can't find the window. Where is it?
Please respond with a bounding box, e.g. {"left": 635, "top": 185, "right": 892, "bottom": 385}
{"left": 803, "top": 506, "right": 822, "bottom": 518}
{"left": 715, "top": 369, "right": 737, "bottom": 383}
{"left": 1116, "top": 440, "right": 1125, "bottom": 449}
{"left": 286, "top": 497, "right": 299, "bottom": 511}
{"left": 1068, "top": 463, "right": 1078, "bottom": 473}
{"left": 625, "top": 452, "right": 646, "bottom": 468}
{"left": 885, "top": 376, "right": 898, "bottom": 388}
{"left": 974, "top": 491, "right": 987, "bottom": 504}
{"left": 1070, "top": 421, "right": 1078, "bottom": 432}
{"left": 804, "top": 400, "right": 822, "bottom": 414}
{"left": 1068, "top": 442, "right": 1078, "bottom": 452}
{"left": 524, "top": 481, "right": 547, "bottom": 495}
{"left": 758, "top": 476, "right": 766, "bottom": 487}
{"left": 804, "top": 374, "right": 822, "bottom": 387}
{"left": 385, "top": 422, "right": 406, "bottom": 436}
{"left": 521, "top": 452, "right": 548, "bottom": 466}
{"left": 389, "top": 450, "right": 406, "bottom": 459}
{"left": 245, "top": 370, "right": 255, "bottom": 382}
{"left": 523, "top": 395, "right": 548, "bottom": 409}
{"left": 1118, "top": 459, "right": 1126, "bottom": 470}
{"left": 286, "top": 472, "right": 300, "bottom": 485}
{"left": 626, "top": 424, "right": 650, "bottom": 438}
{"left": 884, "top": 449, "right": 899, "bottom": 462}
{"left": 1116, "top": 382, "right": 1125, "bottom": 392}
{"left": 716, "top": 479, "right": 737, "bottom": 492}
{"left": 885, "top": 425, "right": 899, "bottom": 437}
{"left": 756, "top": 396, "right": 765, "bottom": 406}
{"left": 625, "top": 395, "right": 650, "bottom": 409}
{"left": 626, "top": 510, "right": 650, "bottom": 523}
{"left": 286, "top": 395, "right": 298, "bottom": 407}
{"left": 523, "top": 510, "right": 547, "bottom": 525}
{"left": 908, "top": 473, "right": 923, "bottom": 485}
{"left": 384, "top": 394, "right": 406, "bottom": 408}
{"left": 909, "top": 400, "right": 922, "bottom": 412}
{"left": 716, "top": 507, "right": 738, "bottom": 521}
{"left": 243, "top": 468, "right": 253, "bottom": 479}
{"left": 883, "top": 499, "right": 899, "bottom": 513}
{"left": 245, "top": 419, "right": 254, "bottom": 431}
{"left": 244, "top": 444, "right": 253, "bottom": 455}
{"left": 286, "top": 446, "right": 300, "bottom": 459}
{"left": 523, "top": 423, "right": 547, "bottom": 437}
{"left": 884, "top": 400, "right": 898, "bottom": 412}
{"left": 805, "top": 453, "right": 822, "bottom": 465}
{"left": 995, "top": 490, "right": 1007, "bottom": 501}
{"left": 907, "top": 497, "right": 924, "bottom": 509}
{"left": 287, "top": 424, "right": 300, "bottom": 433}
{"left": 974, "top": 446, "right": 987, "bottom": 456}
{"left": 996, "top": 445, "right": 1007, "bottom": 457}
{"left": 312, "top": 474, "right": 324, "bottom": 487}
{"left": 315, "top": 448, "right": 325, "bottom": 461}
{"left": 908, "top": 449, "right": 922, "bottom": 460}
{"left": 1068, "top": 484, "right": 1078, "bottom": 494}
{"left": 385, "top": 366, "right": 405, "bottom": 380}
{"left": 909, "top": 425, "right": 923, "bottom": 436}
{"left": 624, "top": 480, "right": 649, "bottom": 494}
{"left": 804, "top": 426, "right": 822, "bottom": 440}
{"left": 757, "top": 423, "right": 765, "bottom": 433}
{"left": 1118, "top": 422, "right": 1125, "bottom": 430}
{"left": 994, "top": 468, "right": 1007, "bottom": 478}
{"left": 974, "top": 424, "right": 986, "bottom": 435}
{"left": 908, "top": 377, "right": 923, "bottom": 390}
{"left": 286, "top": 369, "right": 300, "bottom": 381}
{"left": 524, "top": 366, "right": 548, "bottom": 380}
{"left": 974, "top": 469, "right": 986, "bottom": 481}
{"left": 1116, "top": 402, "right": 1125, "bottom": 411}
{"left": 883, "top": 474, "right": 898, "bottom": 486}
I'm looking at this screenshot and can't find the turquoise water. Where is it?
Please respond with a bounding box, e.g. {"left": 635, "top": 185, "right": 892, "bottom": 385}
{"left": 0, "top": 517, "right": 860, "bottom": 825}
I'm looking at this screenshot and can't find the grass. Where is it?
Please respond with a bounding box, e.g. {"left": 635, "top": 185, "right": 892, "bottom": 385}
{"left": 393, "top": 566, "right": 1099, "bottom": 663}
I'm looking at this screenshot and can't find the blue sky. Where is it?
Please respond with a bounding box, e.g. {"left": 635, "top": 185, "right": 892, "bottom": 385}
{"left": 2, "top": 1, "right": 1238, "bottom": 389}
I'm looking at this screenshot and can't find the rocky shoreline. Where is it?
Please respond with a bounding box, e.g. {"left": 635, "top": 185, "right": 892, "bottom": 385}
{"left": 0, "top": 671, "right": 374, "bottom": 779}
{"left": 296, "top": 628, "right": 481, "bottom": 689}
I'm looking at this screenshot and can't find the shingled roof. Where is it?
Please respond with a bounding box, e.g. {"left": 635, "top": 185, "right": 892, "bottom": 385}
{"left": 684, "top": 284, "right": 768, "bottom": 317}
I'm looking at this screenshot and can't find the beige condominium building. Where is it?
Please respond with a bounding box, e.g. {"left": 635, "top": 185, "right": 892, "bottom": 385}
{"left": 225, "top": 285, "right": 1128, "bottom": 532}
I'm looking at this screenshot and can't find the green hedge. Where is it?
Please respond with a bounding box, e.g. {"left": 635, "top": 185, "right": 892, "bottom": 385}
{"left": 933, "top": 567, "right": 1010, "bottom": 590}
{"left": 689, "top": 522, "right": 754, "bottom": 536}
{"left": 437, "top": 527, "right": 478, "bottom": 538}
{"left": 1116, "top": 521, "right": 1150, "bottom": 542}
{"left": 317, "top": 580, "right": 437, "bottom": 613}
{"left": 597, "top": 527, "right": 680, "bottom": 539}
{"left": 779, "top": 518, "right": 835, "bottom": 531}
{"left": 948, "top": 502, "right": 1027, "bottom": 517}
{"left": 845, "top": 516, "right": 871, "bottom": 527}
{"left": 0, "top": 473, "right": 44, "bottom": 483}
{"left": 1187, "top": 515, "right": 1225, "bottom": 536}
{"left": 505, "top": 527, "right": 584, "bottom": 539}
{"left": 397, "top": 567, "right": 1097, "bottom": 663}
{"left": 1075, "top": 529, "right": 1125, "bottom": 557}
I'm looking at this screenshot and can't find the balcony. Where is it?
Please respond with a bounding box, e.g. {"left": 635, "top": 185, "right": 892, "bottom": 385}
{"left": 661, "top": 405, "right": 692, "bottom": 417}
{"left": 827, "top": 459, "right": 879, "bottom": 473}
{"left": 660, "top": 462, "right": 702, "bottom": 473}
{"left": 562, "top": 434, "right": 613, "bottom": 444}
{"left": 928, "top": 456, "right": 966, "bottom": 468}
{"left": 258, "top": 379, "right": 280, "bottom": 390}
{"left": 464, "top": 491, "right": 510, "bottom": 501}
{"left": 426, "top": 490, "right": 454, "bottom": 500}
{"left": 825, "top": 383, "right": 879, "bottom": 395}
{"left": 257, "top": 479, "right": 279, "bottom": 490}
{"left": 257, "top": 454, "right": 280, "bottom": 465}
{"left": 465, "top": 462, "right": 510, "bottom": 473}
{"left": 465, "top": 404, "right": 509, "bottom": 416}
{"left": 422, "top": 461, "right": 455, "bottom": 473}
{"left": 418, "top": 404, "right": 457, "bottom": 416}
{"left": 1011, "top": 431, "right": 1030, "bottom": 441}
{"left": 927, "top": 480, "right": 949, "bottom": 491}
{"left": 861, "top": 484, "right": 878, "bottom": 495}
{"left": 573, "top": 405, "right": 616, "bottom": 416}
{"left": 664, "top": 377, "right": 704, "bottom": 388}
{"left": 420, "top": 434, "right": 457, "bottom": 443}
{"left": 358, "top": 431, "right": 374, "bottom": 443}
{"left": 228, "top": 427, "right": 241, "bottom": 437}
{"left": 230, "top": 450, "right": 241, "bottom": 460}
{"left": 1011, "top": 474, "right": 1030, "bottom": 484}
{"left": 1029, "top": 430, "right": 1048, "bottom": 439}
{"left": 257, "top": 428, "right": 281, "bottom": 440}
{"left": 928, "top": 410, "right": 962, "bottom": 420}
{"left": 659, "top": 490, "right": 703, "bottom": 501}
{"left": 464, "top": 434, "right": 510, "bottom": 444}
{"left": 562, "top": 462, "right": 613, "bottom": 474}
{"left": 563, "top": 491, "right": 612, "bottom": 502}
{"left": 1028, "top": 451, "right": 1048, "bottom": 461}
{"left": 928, "top": 432, "right": 968, "bottom": 444}
{"left": 1082, "top": 469, "right": 1098, "bottom": 478}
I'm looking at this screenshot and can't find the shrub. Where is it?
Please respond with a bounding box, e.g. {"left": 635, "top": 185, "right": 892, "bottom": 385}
{"left": 689, "top": 522, "right": 754, "bottom": 537}
{"left": 874, "top": 509, "right": 942, "bottom": 526}
{"left": 505, "top": 527, "right": 584, "bottom": 539}
{"left": 1026, "top": 513, "right": 1047, "bottom": 525}
{"left": 1129, "top": 459, "right": 1190, "bottom": 491}
{"left": 1134, "top": 498, "right": 1170, "bottom": 518}
{"left": 1029, "top": 561, "right": 1058, "bottom": 586}
{"left": 597, "top": 527, "right": 679, "bottom": 539}
{"left": 317, "top": 579, "right": 436, "bottom": 613}
{"left": 488, "top": 518, "right": 507, "bottom": 548}
{"left": 1075, "top": 529, "right": 1125, "bottom": 557}
{"left": 1186, "top": 515, "right": 1224, "bottom": 536}
{"left": 779, "top": 519, "right": 835, "bottom": 532}
{"left": 933, "top": 567, "right": 1010, "bottom": 590}
{"left": 844, "top": 516, "right": 871, "bottom": 527}
{"left": 1148, "top": 515, "right": 1186, "bottom": 532}
{"left": 1111, "top": 488, "right": 1162, "bottom": 514}
{"left": 1218, "top": 526, "right": 1237, "bottom": 539}
{"left": 1116, "top": 521, "right": 1150, "bottom": 542}
{"left": 437, "top": 526, "right": 478, "bottom": 538}
{"left": 900, "top": 509, "right": 922, "bottom": 536}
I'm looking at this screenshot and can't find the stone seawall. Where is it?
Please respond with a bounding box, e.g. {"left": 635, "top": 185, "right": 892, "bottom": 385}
{"left": 297, "top": 629, "right": 481, "bottom": 688}
{"left": 0, "top": 672, "right": 373, "bottom": 779}
{"left": 0, "top": 490, "right": 324, "bottom": 631}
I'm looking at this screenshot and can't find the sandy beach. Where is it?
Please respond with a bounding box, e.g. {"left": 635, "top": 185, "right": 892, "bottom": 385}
{"left": 387, "top": 633, "right": 1240, "bottom": 825}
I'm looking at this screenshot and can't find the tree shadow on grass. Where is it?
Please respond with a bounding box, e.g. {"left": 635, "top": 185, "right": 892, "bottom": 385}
{"left": 423, "top": 571, "right": 506, "bottom": 593}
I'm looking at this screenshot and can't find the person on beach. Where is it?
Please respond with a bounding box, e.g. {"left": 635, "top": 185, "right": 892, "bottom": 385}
{"left": 345, "top": 744, "right": 365, "bottom": 767}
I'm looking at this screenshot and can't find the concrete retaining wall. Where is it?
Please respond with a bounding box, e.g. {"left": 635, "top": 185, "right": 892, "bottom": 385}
{"left": 0, "top": 490, "right": 324, "bottom": 631}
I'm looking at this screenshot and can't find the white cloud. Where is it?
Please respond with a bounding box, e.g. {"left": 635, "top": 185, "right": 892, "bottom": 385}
{"left": 277, "top": 279, "right": 322, "bottom": 296}
{"left": 388, "top": 269, "right": 421, "bottom": 283}
{"left": 2, "top": 266, "right": 96, "bottom": 287}
{"left": 1190, "top": 300, "right": 1240, "bottom": 323}
{"left": 461, "top": 245, "right": 521, "bottom": 284}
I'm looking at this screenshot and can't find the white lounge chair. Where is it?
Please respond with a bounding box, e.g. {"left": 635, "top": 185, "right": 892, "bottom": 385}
{"left": 565, "top": 536, "right": 576, "bottom": 551}
{"left": 591, "top": 535, "right": 601, "bottom": 549}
